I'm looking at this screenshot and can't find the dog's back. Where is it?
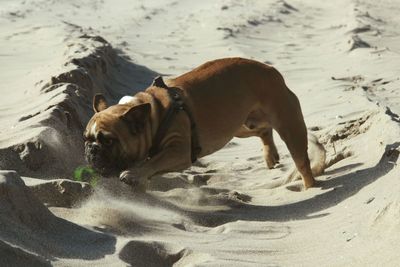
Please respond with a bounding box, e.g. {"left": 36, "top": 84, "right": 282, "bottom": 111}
{"left": 168, "top": 58, "right": 291, "bottom": 155}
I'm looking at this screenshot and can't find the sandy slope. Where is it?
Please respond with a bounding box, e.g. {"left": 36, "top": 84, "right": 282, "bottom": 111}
{"left": 1, "top": 0, "right": 400, "bottom": 266}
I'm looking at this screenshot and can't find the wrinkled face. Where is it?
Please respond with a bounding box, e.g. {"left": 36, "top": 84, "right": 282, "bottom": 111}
{"left": 83, "top": 94, "right": 151, "bottom": 175}
{"left": 84, "top": 115, "right": 126, "bottom": 175}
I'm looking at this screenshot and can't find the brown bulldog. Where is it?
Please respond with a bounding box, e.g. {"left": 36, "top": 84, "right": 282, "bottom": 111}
{"left": 84, "top": 57, "right": 325, "bottom": 191}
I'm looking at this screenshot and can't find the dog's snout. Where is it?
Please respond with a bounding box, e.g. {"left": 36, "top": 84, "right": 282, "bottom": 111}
{"left": 92, "top": 143, "right": 100, "bottom": 152}
{"left": 85, "top": 141, "right": 116, "bottom": 174}
{"left": 87, "top": 142, "right": 101, "bottom": 153}
{"left": 85, "top": 142, "right": 103, "bottom": 165}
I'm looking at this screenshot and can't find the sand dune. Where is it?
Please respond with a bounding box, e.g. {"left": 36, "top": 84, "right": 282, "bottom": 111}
{"left": 1, "top": 0, "right": 400, "bottom": 266}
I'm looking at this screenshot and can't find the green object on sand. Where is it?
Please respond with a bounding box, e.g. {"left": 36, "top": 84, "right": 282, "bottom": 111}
{"left": 74, "top": 166, "right": 99, "bottom": 187}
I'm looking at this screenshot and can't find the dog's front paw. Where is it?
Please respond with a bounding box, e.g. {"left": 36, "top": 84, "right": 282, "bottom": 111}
{"left": 119, "top": 170, "right": 147, "bottom": 192}
{"left": 119, "top": 170, "right": 139, "bottom": 185}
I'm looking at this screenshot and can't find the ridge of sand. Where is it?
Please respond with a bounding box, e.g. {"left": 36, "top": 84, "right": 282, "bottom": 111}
{"left": 1, "top": 0, "right": 400, "bottom": 266}
{"left": 0, "top": 25, "right": 157, "bottom": 178}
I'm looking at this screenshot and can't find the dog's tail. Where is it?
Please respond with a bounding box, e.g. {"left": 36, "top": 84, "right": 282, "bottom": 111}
{"left": 284, "top": 132, "right": 326, "bottom": 184}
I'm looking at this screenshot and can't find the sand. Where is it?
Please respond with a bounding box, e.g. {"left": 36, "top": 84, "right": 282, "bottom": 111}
{"left": 1, "top": 0, "right": 400, "bottom": 266}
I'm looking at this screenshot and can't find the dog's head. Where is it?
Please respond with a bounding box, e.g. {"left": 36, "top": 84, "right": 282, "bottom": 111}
{"left": 83, "top": 94, "right": 151, "bottom": 175}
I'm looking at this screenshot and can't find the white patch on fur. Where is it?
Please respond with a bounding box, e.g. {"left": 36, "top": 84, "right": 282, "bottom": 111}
{"left": 119, "top": 96, "right": 136, "bottom": 104}
{"left": 90, "top": 122, "right": 97, "bottom": 136}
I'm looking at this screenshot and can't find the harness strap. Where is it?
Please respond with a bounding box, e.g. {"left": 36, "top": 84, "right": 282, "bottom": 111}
{"left": 148, "top": 76, "right": 201, "bottom": 163}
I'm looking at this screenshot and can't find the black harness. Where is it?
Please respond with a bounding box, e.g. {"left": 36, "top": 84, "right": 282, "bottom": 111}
{"left": 147, "top": 76, "right": 201, "bottom": 163}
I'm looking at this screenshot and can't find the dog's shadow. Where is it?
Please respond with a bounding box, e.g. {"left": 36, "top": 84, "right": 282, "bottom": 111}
{"left": 217, "top": 142, "right": 398, "bottom": 223}
{"left": 133, "top": 142, "right": 400, "bottom": 227}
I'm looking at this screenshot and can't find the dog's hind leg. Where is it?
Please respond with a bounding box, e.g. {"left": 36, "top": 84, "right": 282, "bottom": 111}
{"left": 283, "top": 136, "right": 314, "bottom": 188}
{"left": 234, "top": 110, "right": 279, "bottom": 169}
{"left": 259, "top": 128, "right": 279, "bottom": 169}
{"left": 274, "top": 113, "right": 315, "bottom": 189}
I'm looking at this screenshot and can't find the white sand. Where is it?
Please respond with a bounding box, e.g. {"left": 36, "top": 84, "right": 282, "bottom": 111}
{"left": 1, "top": 0, "right": 400, "bottom": 266}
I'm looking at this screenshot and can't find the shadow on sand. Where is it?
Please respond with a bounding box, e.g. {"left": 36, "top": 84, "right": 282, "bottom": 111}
{"left": 124, "top": 143, "right": 399, "bottom": 227}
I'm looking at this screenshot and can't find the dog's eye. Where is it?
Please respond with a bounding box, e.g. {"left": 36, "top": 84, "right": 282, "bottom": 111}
{"left": 97, "top": 131, "right": 116, "bottom": 146}
{"left": 103, "top": 138, "right": 113, "bottom": 146}
{"left": 83, "top": 135, "right": 93, "bottom": 142}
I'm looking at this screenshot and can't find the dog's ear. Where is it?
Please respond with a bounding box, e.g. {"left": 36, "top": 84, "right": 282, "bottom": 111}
{"left": 93, "top": 94, "right": 108, "bottom": 113}
{"left": 121, "top": 103, "right": 151, "bottom": 133}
